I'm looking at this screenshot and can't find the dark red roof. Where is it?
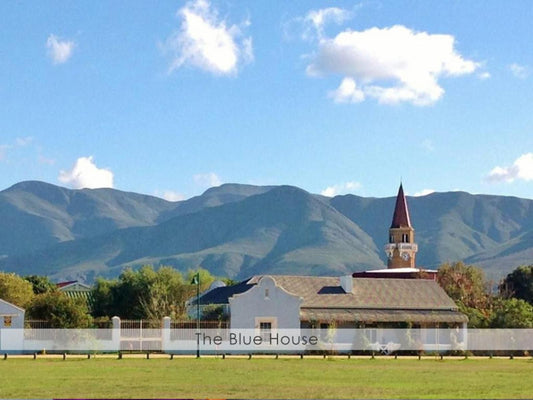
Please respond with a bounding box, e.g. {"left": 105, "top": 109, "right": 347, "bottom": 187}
{"left": 390, "top": 184, "right": 412, "bottom": 228}
{"left": 56, "top": 280, "right": 78, "bottom": 288}
{"left": 352, "top": 270, "right": 436, "bottom": 280}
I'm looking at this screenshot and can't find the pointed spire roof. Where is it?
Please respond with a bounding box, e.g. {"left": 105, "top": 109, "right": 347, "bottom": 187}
{"left": 390, "top": 183, "right": 412, "bottom": 228}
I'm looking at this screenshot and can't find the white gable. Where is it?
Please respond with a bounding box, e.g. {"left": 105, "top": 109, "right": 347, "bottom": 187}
{"left": 229, "top": 276, "right": 302, "bottom": 329}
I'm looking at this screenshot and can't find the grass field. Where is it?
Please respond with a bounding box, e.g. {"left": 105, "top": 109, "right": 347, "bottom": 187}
{"left": 0, "top": 355, "right": 532, "bottom": 399}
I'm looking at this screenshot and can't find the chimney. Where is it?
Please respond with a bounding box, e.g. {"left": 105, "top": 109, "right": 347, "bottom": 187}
{"left": 340, "top": 275, "right": 353, "bottom": 294}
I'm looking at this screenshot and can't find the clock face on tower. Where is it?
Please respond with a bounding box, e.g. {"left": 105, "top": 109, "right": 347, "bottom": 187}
{"left": 401, "top": 252, "right": 410, "bottom": 261}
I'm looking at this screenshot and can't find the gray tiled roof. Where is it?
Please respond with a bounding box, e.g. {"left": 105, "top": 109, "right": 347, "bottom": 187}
{"left": 259, "top": 275, "right": 459, "bottom": 310}
{"left": 199, "top": 275, "right": 459, "bottom": 311}
{"left": 300, "top": 308, "right": 468, "bottom": 323}
{"left": 193, "top": 280, "right": 254, "bottom": 305}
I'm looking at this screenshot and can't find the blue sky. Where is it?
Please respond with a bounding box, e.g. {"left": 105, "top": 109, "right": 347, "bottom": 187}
{"left": 1, "top": 0, "right": 532, "bottom": 200}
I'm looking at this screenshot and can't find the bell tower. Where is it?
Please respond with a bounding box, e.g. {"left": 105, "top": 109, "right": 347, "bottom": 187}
{"left": 384, "top": 184, "right": 418, "bottom": 268}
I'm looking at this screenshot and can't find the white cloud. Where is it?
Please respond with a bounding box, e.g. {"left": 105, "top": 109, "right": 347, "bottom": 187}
{"left": 509, "top": 63, "right": 529, "bottom": 79}
{"left": 0, "top": 136, "right": 35, "bottom": 161}
{"left": 155, "top": 190, "right": 186, "bottom": 202}
{"left": 478, "top": 71, "right": 491, "bottom": 80}
{"left": 487, "top": 153, "right": 533, "bottom": 183}
{"left": 58, "top": 156, "right": 114, "bottom": 189}
{"left": 328, "top": 77, "right": 365, "bottom": 103}
{"left": 305, "top": 7, "right": 351, "bottom": 39}
{"left": 321, "top": 181, "right": 362, "bottom": 197}
{"left": 307, "top": 25, "right": 479, "bottom": 106}
{"left": 46, "top": 34, "right": 75, "bottom": 64}
{"left": 284, "top": 6, "right": 353, "bottom": 42}
{"left": 307, "top": 7, "right": 351, "bottom": 30}
{"left": 161, "top": 0, "right": 253, "bottom": 75}
{"left": 413, "top": 189, "right": 435, "bottom": 197}
{"left": 194, "top": 172, "right": 222, "bottom": 188}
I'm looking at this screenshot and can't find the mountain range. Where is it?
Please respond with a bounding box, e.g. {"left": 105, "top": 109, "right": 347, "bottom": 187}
{"left": 0, "top": 181, "right": 531, "bottom": 283}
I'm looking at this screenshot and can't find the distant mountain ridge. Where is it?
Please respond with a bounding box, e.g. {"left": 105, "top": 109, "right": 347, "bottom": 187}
{"left": 0, "top": 181, "right": 531, "bottom": 282}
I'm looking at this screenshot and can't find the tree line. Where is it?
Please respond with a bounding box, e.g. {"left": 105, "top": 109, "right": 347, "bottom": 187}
{"left": 437, "top": 262, "right": 533, "bottom": 328}
{"left": 0, "top": 263, "right": 532, "bottom": 328}
{"left": 0, "top": 266, "right": 221, "bottom": 328}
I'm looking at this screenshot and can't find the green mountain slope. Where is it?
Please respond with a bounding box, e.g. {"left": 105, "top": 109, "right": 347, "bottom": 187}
{"left": 0, "top": 181, "right": 178, "bottom": 256}
{"left": 330, "top": 191, "right": 533, "bottom": 270}
{"left": 0, "top": 181, "right": 531, "bottom": 282}
{"left": 157, "top": 183, "right": 276, "bottom": 222}
{"left": 1, "top": 186, "right": 383, "bottom": 281}
{"left": 0, "top": 181, "right": 272, "bottom": 258}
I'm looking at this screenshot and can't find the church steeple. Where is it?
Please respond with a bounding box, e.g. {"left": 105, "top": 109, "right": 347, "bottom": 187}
{"left": 390, "top": 183, "right": 411, "bottom": 229}
{"left": 385, "top": 184, "right": 418, "bottom": 268}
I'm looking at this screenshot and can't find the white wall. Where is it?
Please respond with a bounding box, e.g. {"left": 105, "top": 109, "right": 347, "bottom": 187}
{"left": 229, "top": 276, "right": 302, "bottom": 329}
{"left": 0, "top": 299, "right": 25, "bottom": 329}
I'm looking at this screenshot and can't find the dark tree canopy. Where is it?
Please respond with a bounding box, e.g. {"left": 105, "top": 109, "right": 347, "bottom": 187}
{"left": 500, "top": 265, "right": 533, "bottom": 305}
{"left": 24, "top": 275, "right": 58, "bottom": 295}
{"left": 27, "top": 291, "right": 92, "bottom": 328}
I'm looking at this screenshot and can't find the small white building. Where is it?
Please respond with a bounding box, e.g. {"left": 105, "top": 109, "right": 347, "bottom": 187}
{"left": 0, "top": 298, "right": 25, "bottom": 329}
{"left": 0, "top": 298, "right": 25, "bottom": 353}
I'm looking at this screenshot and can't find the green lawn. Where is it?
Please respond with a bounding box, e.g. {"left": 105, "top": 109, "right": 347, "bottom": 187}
{"left": 0, "top": 356, "right": 532, "bottom": 399}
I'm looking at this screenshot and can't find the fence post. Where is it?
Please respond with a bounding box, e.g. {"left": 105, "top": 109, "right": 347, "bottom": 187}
{"left": 112, "top": 316, "right": 121, "bottom": 353}
{"left": 462, "top": 322, "right": 468, "bottom": 353}
{"left": 162, "top": 317, "right": 171, "bottom": 354}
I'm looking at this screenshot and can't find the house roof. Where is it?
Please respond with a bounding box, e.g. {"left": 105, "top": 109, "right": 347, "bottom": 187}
{"left": 57, "top": 281, "right": 91, "bottom": 291}
{"left": 300, "top": 308, "right": 467, "bottom": 323}
{"left": 352, "top": 268, "right": 437, "bottom": 280}
{"left": 192, "top": 279, "right": 254, "bottom": 305}
{"left": 390, "top": 184, "right": 412, "bottom": 228}
{"left": 197, "top": 275, "right": 459, "bottom": 312}
{"left": 57, "top": 280, "right": 78, "bottom": 288}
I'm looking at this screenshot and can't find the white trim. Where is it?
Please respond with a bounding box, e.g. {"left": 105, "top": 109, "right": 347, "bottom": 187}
{"left": 58, "top": 282, "right": 91, "bottom": 292}
{"left": 0, "top": 298, "right": 25, "bottom": 312}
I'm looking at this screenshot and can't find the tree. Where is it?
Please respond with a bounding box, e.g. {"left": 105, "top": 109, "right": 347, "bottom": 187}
{"left": 140, "top": 266, "right": 189, "bottom": 320}
{"left": 90, "top": 265, "right": 214, "bottom": 320}
{"left": 490, "top": 298, "right": 533, "bottom": 328}
{"left": 437, "top": 262, "right": 492, "bottom": 309}
{"left": 111, "top": 266, "right": 157, "bottom": 319}
{"left": 27, "top": 291, "right": 93, "bottom": 328}
{"left": 0, "top": 272, "right": 34, "bottom": 308}
{"left": 91, "top": 277, "right": 119, "bottom": 318}
{"left": 24, "top": 275, "right": 58, "bottom": 294}
{"left": 437, "top": 262, "right": 493, "bottom": 328}
{"left": 186, "top": 267, "right": 215, "bottom": 292}
{"left": 500, "top": 265, "right": 533, "bottom": 305}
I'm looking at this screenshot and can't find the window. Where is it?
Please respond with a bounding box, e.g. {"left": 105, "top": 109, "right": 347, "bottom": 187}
{"left": 402, "top": 233, "right": 409, "bottom": 243}
{"left": 3, "top": 316, "right": 12, "bottom": 327}
{"left": 265, "top": 288, "right": 269, "bottom": 299}
{"left": 389, "top": 234, "right": 394, "bottom": 243}
{"left": 255, "top": 317, "right": 277, "bottom": 340}
{"left": 259, "top": 322, "right": 272, "bottom": 340}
